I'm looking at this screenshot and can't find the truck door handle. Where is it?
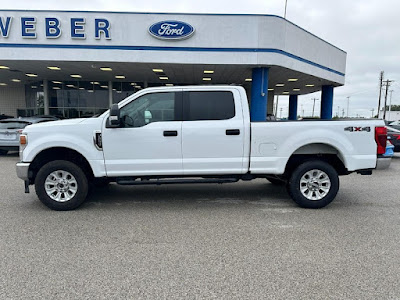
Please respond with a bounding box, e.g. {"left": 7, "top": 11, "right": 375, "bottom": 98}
{"left": 226, "top": 129, "right": 240, "bottom": 135}
{"left": 163, "top": 130, "right": 178, "bottom": 137}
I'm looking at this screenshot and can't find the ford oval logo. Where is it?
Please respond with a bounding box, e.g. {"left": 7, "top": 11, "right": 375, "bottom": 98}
{"left": 149, "top": 20, "right": 195, "bottom": 40}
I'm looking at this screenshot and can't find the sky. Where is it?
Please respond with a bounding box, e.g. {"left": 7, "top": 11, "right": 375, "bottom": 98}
{"left": 0, "top": 0, "right": 399, "bottom": 118}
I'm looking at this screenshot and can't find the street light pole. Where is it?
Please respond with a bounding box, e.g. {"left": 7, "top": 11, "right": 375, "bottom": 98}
{"left": 383, "top": 79, "right": 394, "bottom": 120}
{"left": 284, "top": 0, "right": 288, "bottom": 18}
{"left": 388, "top": 90, "right": 394, "bottom": 121}
{"left": 347, "top": 96, "right": 350, "bottom": 117}
{"left": 311, "top": 98, "right": 318, "bottom": 117}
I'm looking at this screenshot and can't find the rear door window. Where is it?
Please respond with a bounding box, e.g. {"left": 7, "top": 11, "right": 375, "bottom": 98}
{"left": 183, "top": 91, "right": 235, "bottom": 121}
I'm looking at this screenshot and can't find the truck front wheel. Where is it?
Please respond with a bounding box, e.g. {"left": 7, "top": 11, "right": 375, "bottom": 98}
{"left": 287, "top": 160, "right": 339, "bottom": 209}
{"left": 35, "top": 160, "right": 89, "bottom": 211}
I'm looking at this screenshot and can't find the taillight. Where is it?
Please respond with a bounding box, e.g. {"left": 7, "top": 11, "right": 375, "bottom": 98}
{"left": 375, "top": 126, "right": 387, "bottom": 155}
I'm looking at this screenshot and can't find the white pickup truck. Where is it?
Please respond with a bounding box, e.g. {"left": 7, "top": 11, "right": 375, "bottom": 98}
{"left": 16, "top": 85, "right": 389, "bottom": 210}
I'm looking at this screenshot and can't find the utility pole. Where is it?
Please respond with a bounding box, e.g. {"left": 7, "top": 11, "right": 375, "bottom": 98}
{"left": 311, "top": 98, "right": 318, "bottom": 117}
{"left": 383, "top": 79, "right": 394, "bottom": 119}
{"left": 377, "top": 71, "right": 384, "bottom": 118}
{"left": 371, "top": 108, "right": 374, "bottom": 118}
{"left": 388, "top": 90, "right": 394, "bottom": 121}
{"left": 342, "top": 108, "right": 345, "bottom": 118}
{"left": 346, "top": 96, "right": 350, "bottom": 117}
{"left": 284, "top": 0, "right": 288, "bottom": 18}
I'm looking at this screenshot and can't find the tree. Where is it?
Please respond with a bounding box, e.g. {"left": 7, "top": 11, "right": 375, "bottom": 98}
{"left": 386, "top": 105, "right": 400, "bottom": 111}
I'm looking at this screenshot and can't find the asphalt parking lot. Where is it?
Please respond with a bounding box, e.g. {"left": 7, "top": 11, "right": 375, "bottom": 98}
{"left": 0, "top": 153, "right": 400, "bottom": 299}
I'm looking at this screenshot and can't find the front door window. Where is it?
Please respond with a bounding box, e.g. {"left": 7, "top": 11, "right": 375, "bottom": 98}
{"left": 120, "top": 92, "right": 177, "bottom": 128}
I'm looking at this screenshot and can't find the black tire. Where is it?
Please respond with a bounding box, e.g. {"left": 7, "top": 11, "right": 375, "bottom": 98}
{"left": 35, "top": 160, "right": 89, "bottom": 211}
{"left": 266, "top": 176, "right": 286, "bottom": 185}
{"left": 0, "top": 149, "right": 8, "bottom": 155}
{"left": 287, "top": 160, "right": 339, "bottom": 209}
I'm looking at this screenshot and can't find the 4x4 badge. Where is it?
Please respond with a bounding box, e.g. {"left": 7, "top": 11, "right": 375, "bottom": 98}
{"left": 344, "top": 126, "right": 371, "bottom": 132}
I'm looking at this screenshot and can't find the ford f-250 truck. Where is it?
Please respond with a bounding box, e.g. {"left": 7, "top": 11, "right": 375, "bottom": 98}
{"left": 16, "top": 86, "right": 389, "bottom": 210}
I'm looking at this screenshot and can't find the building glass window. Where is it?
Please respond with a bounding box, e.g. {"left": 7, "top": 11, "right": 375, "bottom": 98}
{"left": 19, "top": 81, "right": 144, "bottom": 118}
{"left": 20, "top": 81, "right": 44, "bottom": 117}
{"left": 49, "top": 81, "right": 110, "bottom": 118}
{"left": 112, "top": 82, "right": 140, "bottom": 104}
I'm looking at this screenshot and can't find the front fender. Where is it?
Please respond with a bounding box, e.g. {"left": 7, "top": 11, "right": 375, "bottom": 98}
{"left": 22, "top": 133, "right": 106, "bottom": 177}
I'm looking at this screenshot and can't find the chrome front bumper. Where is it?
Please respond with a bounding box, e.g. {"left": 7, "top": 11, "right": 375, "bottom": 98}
{"left": 16, "top": 162, "right": 30, "bottom": 181}
{"left": 376, "top": 157, "right": 391, "bottom": 170}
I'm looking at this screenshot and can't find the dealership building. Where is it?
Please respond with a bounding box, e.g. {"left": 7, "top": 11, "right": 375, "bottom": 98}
{"left": 0, "top": 10, "right": 346, "bottom": 120}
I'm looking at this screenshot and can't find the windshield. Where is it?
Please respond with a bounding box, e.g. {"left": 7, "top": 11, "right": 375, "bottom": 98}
{"left": 0, "top": 121, "right": 30, "bottom": 130}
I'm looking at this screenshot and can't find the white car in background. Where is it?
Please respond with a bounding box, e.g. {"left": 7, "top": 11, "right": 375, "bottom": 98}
{"left": 0, "top": 117, "right": 58, "bottom": 155}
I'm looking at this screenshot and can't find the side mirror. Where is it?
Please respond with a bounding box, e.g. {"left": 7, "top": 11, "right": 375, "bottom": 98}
{"left": 108, "top": 104, "right": 120, "bottom": 128}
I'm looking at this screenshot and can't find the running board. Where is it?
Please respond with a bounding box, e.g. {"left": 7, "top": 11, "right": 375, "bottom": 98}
{"left": 116, "top": 177, "right": 239, "bottom": 186}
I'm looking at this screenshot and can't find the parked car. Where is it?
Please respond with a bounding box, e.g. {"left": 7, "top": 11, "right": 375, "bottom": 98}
{"left": 0, "top": 117, "right": 58, "bottom": 155}
{"left": 0, "top": 114, "right": 14, "bottom": 120}
{"left": 33, "top": 115, "right": 60, "bottom": 121}
{"left": 386, "top": 126, "right": 400, "bottom": 152}
{"left": 16, "top": 86, "right": 390, "bottom": 211}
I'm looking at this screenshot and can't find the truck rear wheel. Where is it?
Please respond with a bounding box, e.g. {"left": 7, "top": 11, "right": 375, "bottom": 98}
{"left": 287, "top": 160, "right": 339, "bottom": 209}
{"left": 35, "top": 160, "right": 89, "bottom": 211}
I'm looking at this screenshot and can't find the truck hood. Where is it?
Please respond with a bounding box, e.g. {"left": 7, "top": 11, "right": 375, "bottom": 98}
{"left": 23, "top": 118, "right": 101, "bottom": 133}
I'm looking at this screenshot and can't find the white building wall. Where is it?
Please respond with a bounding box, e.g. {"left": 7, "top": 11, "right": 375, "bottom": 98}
{"left": 0, "top": 11, "right": 346, "bottom": 85}
{"left": 386, "top": 111, "right": 400, "bottom": 122}
{"left": 0, "top": 86, "right": 25, "bottom": 117}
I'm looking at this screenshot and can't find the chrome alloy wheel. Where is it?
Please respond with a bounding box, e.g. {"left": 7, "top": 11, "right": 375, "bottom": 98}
{"left": 299, "top": 169, "right": 331, "bottom": 201}
{"left": 44, "top": 170, "right": 78, "bottom": 202}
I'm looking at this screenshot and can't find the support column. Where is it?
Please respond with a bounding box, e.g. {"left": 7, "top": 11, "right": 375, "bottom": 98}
{"left": 250, "top": 67, "right": 269, "bottom": 121}
{"left": 321, "top": 85, "right": 334, "bottom": 119}
{"left": 43, "top": 80, "right": 49, "bottom": 115}
{"left": 288, "top": 95, "right": 298, "bottom": 120}
{"left": 108, "top": 81, "right": 113, "bottom": 107}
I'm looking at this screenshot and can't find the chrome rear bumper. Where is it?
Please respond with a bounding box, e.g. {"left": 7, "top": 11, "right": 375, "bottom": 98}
{"left": 376, "top": 157, "right": 391, "bottom": 170}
